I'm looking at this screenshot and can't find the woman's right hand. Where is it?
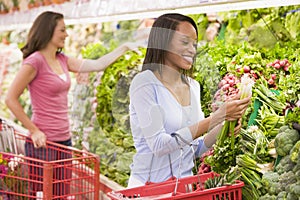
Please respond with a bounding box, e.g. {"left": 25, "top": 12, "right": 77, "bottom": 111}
{"left": 31, "top": 130, "right": 47, "bottom": 148}
{"left": 216, "top": 93, "right": 251, "bottom": 122}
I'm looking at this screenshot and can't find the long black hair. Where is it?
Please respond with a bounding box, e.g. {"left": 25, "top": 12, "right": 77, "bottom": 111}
{"left": 142, "top": 13, "right": 198, "bottom": 80}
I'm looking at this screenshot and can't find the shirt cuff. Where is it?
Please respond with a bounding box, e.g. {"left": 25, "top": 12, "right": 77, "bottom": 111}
{"left": 173, "top": 127, "right": 193, "bottom": 146}
{"left": 198, "top": 138, "right": 209, "bottom": 156}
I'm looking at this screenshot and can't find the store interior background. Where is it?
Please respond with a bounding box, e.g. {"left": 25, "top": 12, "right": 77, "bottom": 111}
{"left": 1, "top": 0, "right": 300, "bottom": 193}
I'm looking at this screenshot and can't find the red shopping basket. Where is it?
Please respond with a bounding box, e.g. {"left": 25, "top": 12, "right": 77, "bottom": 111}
{"left": 107, "top": 172, "right": 244, "bottom": 200}
{"left": 0, "top": 132, "right": 100, "bottom": 200}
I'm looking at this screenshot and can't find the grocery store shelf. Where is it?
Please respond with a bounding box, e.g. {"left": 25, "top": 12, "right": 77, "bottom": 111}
{"left": 0, "top": 0, "right": 299, "bottom": 32}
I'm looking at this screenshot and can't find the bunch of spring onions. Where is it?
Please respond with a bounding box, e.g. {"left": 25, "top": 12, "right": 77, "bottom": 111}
{"left": 217, "top": 74, "right": 255, "bottom": 150}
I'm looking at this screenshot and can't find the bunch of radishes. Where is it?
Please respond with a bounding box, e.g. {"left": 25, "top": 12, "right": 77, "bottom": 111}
{"left": 267, "top": 73, "right": 277, "bottom": 86}
{"left": 236, "top": 65, "right": 260, "bottom": 80}
{"left": 198, "top": 149, "right": 214, "bottom": 174}
{"left": 212, "top": 73, "right": 240, "bottom": 112}
{"left": 267, "top": 59, "right": 291, "bottom": 71}
{"left": 237, "top": 65, "right": 251, "bottom": 73}
{"left": 266, "top": 59, "right": 291, "bottom": 86}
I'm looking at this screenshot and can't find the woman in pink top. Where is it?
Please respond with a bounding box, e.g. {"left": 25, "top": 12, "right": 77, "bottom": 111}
{"left": 5, "top": 11, "right": 139, "bottom": 199}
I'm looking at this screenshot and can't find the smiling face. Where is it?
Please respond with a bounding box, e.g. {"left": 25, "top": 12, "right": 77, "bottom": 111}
{"left": 165, "top": 21, "right": 197, "bottom": 71}
{"left": 50, "top": 19, "right": 68, "bottom": 49}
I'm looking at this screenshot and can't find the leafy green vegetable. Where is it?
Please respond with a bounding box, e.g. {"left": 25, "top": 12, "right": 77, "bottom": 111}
{"left": 204, "top": 166, "right": 240, "bottom": 189}
{"left": 275, "top": 127, "right": 299, "bottom": 156}
{"left": 275, "top": 155, "right": 296, "bottom": 175}
{"left": 261, "top": 171, "right": 280, "bottom": 189}
{"left": 258, "top": 193, "right": 276, "bottom": 200}
{"left": 290, "top": 140, "right": 300, "bottom": 163}
{"left": 287, "top": 181, "right": 300, "bottom": 196}
{"left": 81, "top": 42, "right": 109, "bottom": 59}
{"left": 278, "top": 60, "right": 300, "bottom": 105}
{"left": 277, "top": 191, "right": 288, "bottom": 200}
{"left": 204, "top": 137, "right": 240, "bottom": 174}
{"left": 285, "top": 10, "right": 300, "bottom": 39}
{"left": 278, "top": 171, "right": 297, "bottom": 191}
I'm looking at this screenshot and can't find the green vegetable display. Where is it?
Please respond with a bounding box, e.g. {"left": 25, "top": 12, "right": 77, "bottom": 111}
{"left": 94, "top": 48, "right": 145, "bottom": 186}
{"left": 274, "top": 126, "right": 299, "bottom": 156}
{"left": 70, "top": 5, "right": 300, "bottom": 193}
{"left": 260, "top": 126, "right": 300, "bottom": 199}
{"left": 204, "top": 166, "right": 240, "bottom": 189}
{"left": 261, "top": 171, "right": 279, "bottom": 189}
{"left": 275, "top": 155, "right": 296, "bottom": 175}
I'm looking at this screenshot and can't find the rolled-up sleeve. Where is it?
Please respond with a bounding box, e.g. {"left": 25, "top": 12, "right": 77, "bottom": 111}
{"left": 194, "top": 137, "right": 209, "bottom": 157}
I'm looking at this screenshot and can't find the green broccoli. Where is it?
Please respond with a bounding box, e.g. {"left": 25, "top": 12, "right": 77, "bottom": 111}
{"left": 288, "top": 182, "right": 300, "bottom": 196}
{"left": 276, "top": 191, "right": 287, "bottom": 200}
{"left": 262, "top": 171, "right": 280, "bottom": 187}
{"left": 269, "top": 182, "right": 282, "bottom": 195}
{"left": 293, "top": 158, "right": 300, "bottom": 173}
{"left": 275, "top": 128, "right": 299, "bottom": 156}
{"left": 286, "top": 192, "right": 298, "bottom": 200}
{"left": 258, "top": 193, "right": 276, "bottom": 200}
{"left": 295, "top": 170, "right": 300, "bottom": 182}
{"left": 279, "top": 171, "right": 297, "bottom": 191}
{"left": 279, "top": 125, "right": 289, "bottom": 132}
{"left": 261, "top": 172, "right": 282, "bottom": 195}
{"left": 290, "top": 140, "right": 300, "bottom": 163}
{"left": 275, "top": 155, "right": 296, "bottom": 174}
{"left": 292, "top": 159, "right": 300, "bottom": 181}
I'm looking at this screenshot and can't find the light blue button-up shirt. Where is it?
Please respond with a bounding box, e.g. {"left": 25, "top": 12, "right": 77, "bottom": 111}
{"left": 129, "top": 70, "right": 209, "bottom": 184}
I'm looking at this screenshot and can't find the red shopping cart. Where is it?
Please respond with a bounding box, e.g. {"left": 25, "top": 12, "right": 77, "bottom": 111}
{"left": 107, "top": 172, "right": 244, "bottom": 200}
{"left": 0, "top": 120, "right": 100, "bottom": 200}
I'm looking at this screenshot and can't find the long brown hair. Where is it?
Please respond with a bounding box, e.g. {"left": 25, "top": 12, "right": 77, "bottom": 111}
{"left": 142, "top": 13, "right": 198, "bottom": 81}
{"left": 21, "top": 11, "right": 64, "bottom": 59}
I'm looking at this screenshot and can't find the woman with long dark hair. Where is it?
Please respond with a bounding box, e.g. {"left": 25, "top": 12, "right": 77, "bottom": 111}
{"left": 5, "top": 11, "right": 139, "bottom": 198}
{"left": 128, "top": 13, "right": 251, "bottom": 187}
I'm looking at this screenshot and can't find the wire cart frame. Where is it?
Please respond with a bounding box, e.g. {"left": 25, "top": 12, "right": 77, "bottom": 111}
{"left": 0, "top": 119, "right": 100, "bottom": 200}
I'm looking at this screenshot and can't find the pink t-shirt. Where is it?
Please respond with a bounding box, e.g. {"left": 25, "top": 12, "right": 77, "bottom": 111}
{"left": 24, "top": 52, "right": 71, "bottom": 142}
